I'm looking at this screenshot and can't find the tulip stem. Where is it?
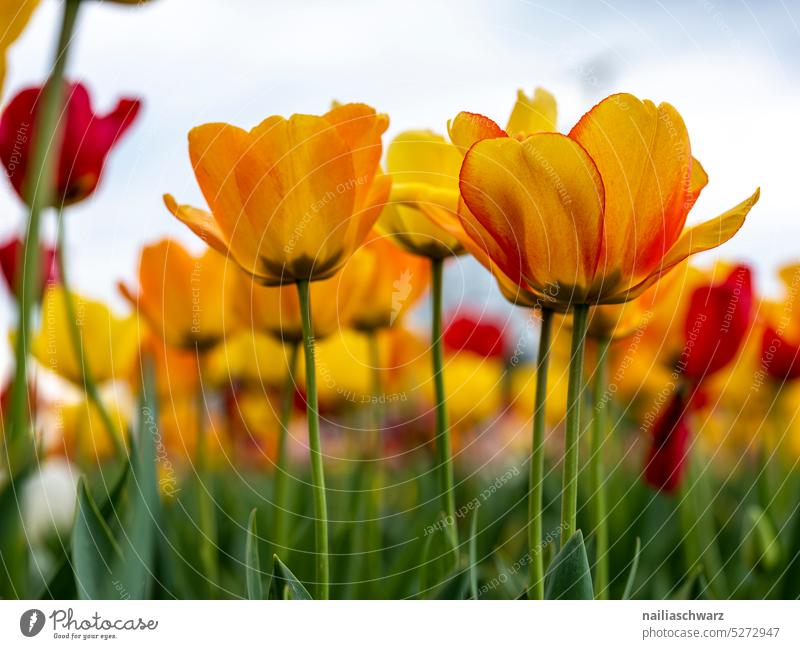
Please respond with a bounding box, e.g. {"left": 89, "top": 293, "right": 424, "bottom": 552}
{"left": 365, "top": 328, "right": 383, "bottom": 591}
{"left": 590, "top": 337, "right": 610, "bottom": 599}
{"left": 194, "top": 358, "right": 218, "bottom": 598}
{"left": 274, "top": 340, "right": 300, "bottom": 556}
{"left": 56, "top": 212, "right": 125, "bottom": 459}
{"left": 431, "top": 257, "right": 458, "bottom": 560}
{"left": 561, "top": 303, "right": 589, "bottom": 545}
{"left": 528, "top": 307, "right": 553, "bottom": 599}
{"left": 5, "top": 0, "right": 81, "bottom": 469}
{"left": 296, "top": 279, "right": 330, "bottom": 599}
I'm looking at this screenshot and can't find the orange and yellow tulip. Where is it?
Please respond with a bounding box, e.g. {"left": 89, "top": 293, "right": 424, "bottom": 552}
{"left": 441, "top": 93, "right": 760, "bottom": 310}
{"left": 164, "top": 103, "right": 390, "bottom": 286}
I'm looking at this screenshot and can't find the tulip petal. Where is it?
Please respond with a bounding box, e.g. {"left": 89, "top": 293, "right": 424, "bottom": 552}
{"left": 387, "top": 130, "right": 463, "bottom": 190}
{"left": 188, "top": 123, "right": 261, "bottom": 273}
{"left": 163, "top": 194, "right": 231, "bottom": 260}
{"left": 505, "top": 88, "right": 557, "bottom": 138}
{"left": 570, "top": 94, "right": 694, "bottom": 283}
{"left": 447, "top": 112, "right": 507, "bottom": 153}
{"left": 606, "top": 188, "right": 760, "bottom": 303}
{"left": 323, "top": 102, "right": 388, "bottom": 208}
{"left": 459, "top": 132, "right": 605, "bottom": 301}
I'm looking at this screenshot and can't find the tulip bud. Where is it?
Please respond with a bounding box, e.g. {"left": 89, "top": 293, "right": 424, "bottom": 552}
{"left": 760, "top": 326, "right": 800, "bottom": 382}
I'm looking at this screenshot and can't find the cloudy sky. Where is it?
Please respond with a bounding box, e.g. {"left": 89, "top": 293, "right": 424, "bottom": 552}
{"left": 1, "top": 0, "right": 799, "bottom": 369}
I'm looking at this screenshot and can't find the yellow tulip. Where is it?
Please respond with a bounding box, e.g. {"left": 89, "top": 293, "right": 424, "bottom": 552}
{"left": 347, "top": 233, "right": 430, "bottom": 332}
{"left": 32, "top": 286, "right": 139, "bottom": 386}
{"left": 380, "top": 130, "right": 465, "bottom": 259}
{"left": 0, "top": 0, "right": 39, "bottom": 94}
{"left": 164, "top": 103, "right": 390, "bottom": 286}
{"left": 120, "top": 239, "right": 230, "bottom": 349}
{"left": 203, "top": 330, "right": 290, "bottom": 391}
{"left": 54, "top": 394, "right": 130, "bottom": 464}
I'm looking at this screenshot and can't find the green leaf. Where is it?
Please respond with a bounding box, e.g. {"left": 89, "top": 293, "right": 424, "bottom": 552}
{"left": 0, "top": 468, "right": 31, "bottom": 598}
{"left": 39, "top": 461, "right": 130, "bottom": 599}
{"left": 114, "top": 364, "right": 160, "bottom": 599}
{"left": 743, "top": 505, "right": 782, "bottom": 573}
{"left": 672, "top": 565, "right": 703, "bottom": 599}
{"left": 544, "top": 530, "right": 594, "bottom": 600}
{"left": 72, "top": 478, "right": 123, "bottom": 600}
{"left": 468, "top": 509, "right": 479, "bottom": 599}
{"left": 245, "top": 509, "right": 263, "bottom": 599}
{"left": 269, "top": 555, "right": 312, "bottom": 600}
{"left": 621, "top": 537, "right": 641, "bottom": 599}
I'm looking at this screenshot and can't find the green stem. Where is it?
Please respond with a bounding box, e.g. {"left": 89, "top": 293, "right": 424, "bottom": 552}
{"left": 274, "top": 341, "right": 300, "bottom": 555}
{"left": 365, "top": 328, "right": 383, "bottom": 591}
{"left": 56, "top": 213, "right": 125, "bottom": 459}
{"left": 528, "top": 307, "right": 553, "bottom": 599}
{"left": 195, "top": 357, "right": 218, "bottom": 598}
{"left": 431, "top": 257, "right": 458, "bottom": 559}
{"left": 6, "top": 0, "right": 82, "bottom": 469}
{"left": 561, "top": 303, "right": 589, "bottom": 545}
{"left": 590, "top": 337, "right": 610, "bottom": 598}
{"left": 297, "top": 279, "right": 329, "bottom": 599}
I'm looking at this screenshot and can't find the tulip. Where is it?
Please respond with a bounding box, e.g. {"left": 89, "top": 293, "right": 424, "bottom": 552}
{"left": 120, "top": 239, "right": 230, "bottom": 350}
{"left": 644, "top": 390, "right": 692, "bottom": 492}
{"left": 0, "top": 235, "right": 58, "bottom": 301}
{"left": 0, "top": 81, "right": 140, "bottom": 206}
{"left": 678, "top": 264, "right": 753, "bottom": 383}
{"left": 164, "top": 103, "right": 389, "bottom": 288}
{"left": 348, "top": 234, "right": 430, "bottom": 333}
{"left": 380, "top": 131, "right": 465, "bottom": 259}
{"left": 31, "top": 286, "right": 140, "bottom": 388}
{"left": 0, "top": 0, "right": 40, "bottom": 94}
{"left": 444, "top": 311, "right": 510, "bottom": 361}
{"left": 166, "top": 104, "right": 389, "bottom": 599}
{"left": 760, "top": 264, "right": 800, "bottom": 381}
{"left": 55, "top": 393, "right": 130, "bottom": 465}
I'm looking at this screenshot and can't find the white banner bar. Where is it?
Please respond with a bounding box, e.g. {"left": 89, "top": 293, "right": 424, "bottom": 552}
{"left": 1, "top": 600, "right": 799, "bottom": 648}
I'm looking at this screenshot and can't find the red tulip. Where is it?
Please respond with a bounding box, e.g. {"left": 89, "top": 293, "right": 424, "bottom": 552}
{"left": 0, "top": 236, "right": 58, "bottom": 301}
{"left": 679, "top": 264, "right": 753, "bottom": 383}
{"left": 760, "top": 326, "right": 800, "bottom": 382}
{"left": 644, "top": 391, "right": 692, "bottom": 493}
{"left": 443, "top": 311, "right": 510, "bottom": 360}
{"left": 0, "top": 81, "right": 141, "bottom": 206}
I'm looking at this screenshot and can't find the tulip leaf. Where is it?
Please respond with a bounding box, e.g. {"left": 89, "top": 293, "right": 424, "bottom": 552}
{"left": 73, "top": 478, "right": 123, "bottom": 600}
{"left": 269, "top": 555, "right": 312, "bottom": 600}
{"left": 245, "top": 508, "right": 264, "bottom": 599}
{"left": 0, "top": 467, "right": 32, "bottom": 598}
{"left": 38, "top": 461, "right": 130, "bottom": 599}
{"left": 621, "top": 537, "right": 641, "bottom": 599}
{"left": 115, "top": 398, "right": 159, "bottom": 599}
{"left": 544, "top": 530, "right": 594, "bottom": 600}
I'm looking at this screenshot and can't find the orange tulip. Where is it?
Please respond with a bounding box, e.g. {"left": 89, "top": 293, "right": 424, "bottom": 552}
{"left": 120, "top": 239, "right": 231, "bottom": 349}
{"left": 441, "top": 93, "right": 759, "bottom": 310}
{"left": 164, "top": 103, "right": 390, "bottom": 286}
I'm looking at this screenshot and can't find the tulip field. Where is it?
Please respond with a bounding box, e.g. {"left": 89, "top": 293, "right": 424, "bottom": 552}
{"left": 1, "top": 0, "right": 800, "bottom": 606}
